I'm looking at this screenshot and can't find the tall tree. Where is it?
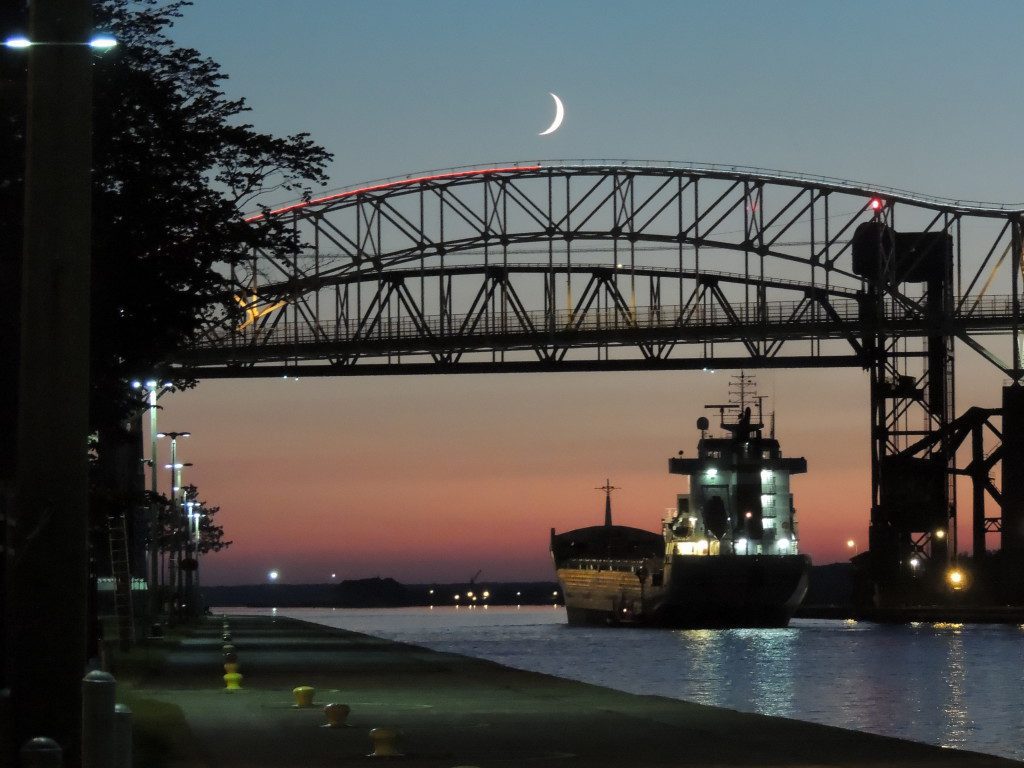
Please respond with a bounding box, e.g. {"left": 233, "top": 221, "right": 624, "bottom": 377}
{"left": 90, "top": 0, "right": 332, "bottom": 428}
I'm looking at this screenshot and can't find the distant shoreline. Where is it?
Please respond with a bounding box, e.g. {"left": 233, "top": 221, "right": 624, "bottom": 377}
{"left": 201, "top": 576, "right": 563, "bottom": 608}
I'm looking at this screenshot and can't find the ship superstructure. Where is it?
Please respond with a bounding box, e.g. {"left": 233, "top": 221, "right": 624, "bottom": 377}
{"left": 667, "top": 373, "right": 806, "bottom": 559}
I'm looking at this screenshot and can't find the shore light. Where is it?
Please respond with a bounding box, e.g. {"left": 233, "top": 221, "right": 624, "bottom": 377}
{"left": 846, "top": 539, "right": 856, "bottom": 549}
{"left": 934, "top": 528, "right": 947, "bottom": 540}
{"left": 268, "top": 570, "right": 279, "bottom": 581}
{"left": 947, "top": 568, "right": 965, "bottom": 590}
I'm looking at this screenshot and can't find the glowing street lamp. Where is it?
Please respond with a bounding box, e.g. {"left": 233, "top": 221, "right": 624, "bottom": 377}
{"left": 131, "top": 378, "right": 173, "bottom": 614}
{"left": 846, "top": 539, "right": 856, "bottom": 549}
{"left": 947, "top": 568, "right": 966, "bottom": 591}
{"left": 4, "top": 34, "right": 117, "bottom": 49}
{"left": 158, "top": 431, "right": 190, "bottom": 615}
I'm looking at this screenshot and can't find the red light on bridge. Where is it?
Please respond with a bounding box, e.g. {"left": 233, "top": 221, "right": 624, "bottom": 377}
{"left": 868, "top": 197, "right": 884, "bottom": 212}
{"left": 245, "top": 165, "right": 543, "bottom": 222}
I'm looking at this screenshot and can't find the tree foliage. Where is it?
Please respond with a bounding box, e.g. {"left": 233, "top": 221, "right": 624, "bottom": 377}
{"left": 91, "top": 0, "right": 332, "bottom": 427}
{"left": 3, "top": 1, "right": 332, "bottom": 549}
{"left": 150, "top": 485, "right": 231, "bottom": 556}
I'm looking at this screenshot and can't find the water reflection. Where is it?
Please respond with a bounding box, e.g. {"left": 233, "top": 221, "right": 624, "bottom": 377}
{"left": 265, "top": 608, "right": 1024, "bottom": 762}
{"left": 941, "top": 627, "right": 972, "bottom": 749}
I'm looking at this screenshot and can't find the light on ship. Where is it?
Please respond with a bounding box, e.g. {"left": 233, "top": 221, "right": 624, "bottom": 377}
{"left": 760, "top": 469, "right": 772, "bottom": 481}
{"left": 777, "top": 538, "right": 790, "bottom": 551}
{"left": 705, "top": 468, "right": 718, "bottom": 478}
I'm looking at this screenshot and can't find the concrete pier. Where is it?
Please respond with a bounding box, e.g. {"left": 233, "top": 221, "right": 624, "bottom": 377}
{"left": 116, "top": 615, "right": 1018, "bottom": 767}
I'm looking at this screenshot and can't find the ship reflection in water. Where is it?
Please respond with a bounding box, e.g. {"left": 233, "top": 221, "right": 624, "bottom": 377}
{"left": 261, "top": 607, "right": 1024, "bottom": 762}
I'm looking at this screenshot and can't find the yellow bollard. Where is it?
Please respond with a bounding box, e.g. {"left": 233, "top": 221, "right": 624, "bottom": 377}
{"left": 223, "top": 671, "right": 243, "bottom": 691}
{"left": 322, "top": 703, "right": 351, "bottom": 728}
{"left": 367, "top": 727, "right": 403, "bottom": 757}
{"left": 292, "top": 686, "right": 315, "bottom": 708}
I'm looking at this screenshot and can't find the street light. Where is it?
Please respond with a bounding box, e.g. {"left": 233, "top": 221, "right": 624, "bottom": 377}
{"left": 132, "top": 379, "right": 173, "bottom": 616}
{"left": 158, "top": 431, "right": 190, "bottom": 617}
{"left": 4, "top": 34, "right": 117, "bottom": 49}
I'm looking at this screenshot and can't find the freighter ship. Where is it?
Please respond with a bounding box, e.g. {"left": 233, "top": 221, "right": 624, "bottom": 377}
{"left": 551, "top": 375, "right": 811, "bottom": 628}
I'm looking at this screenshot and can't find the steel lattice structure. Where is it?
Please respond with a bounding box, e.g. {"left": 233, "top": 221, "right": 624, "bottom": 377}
{"left": 172, "top": 161, "right": 1024, "bottom": 600}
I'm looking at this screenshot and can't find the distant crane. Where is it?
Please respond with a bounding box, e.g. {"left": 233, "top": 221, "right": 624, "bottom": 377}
{"left": 468, "top": 570, "right": 482, "bottom": 586}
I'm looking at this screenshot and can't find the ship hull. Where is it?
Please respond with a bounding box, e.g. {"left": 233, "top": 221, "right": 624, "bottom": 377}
{"left": 557, "top": 553, "right": 810, "bottom": 629}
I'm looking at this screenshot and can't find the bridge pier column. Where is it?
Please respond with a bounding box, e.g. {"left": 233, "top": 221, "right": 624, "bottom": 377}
{"left": 1000, "top": 385, "right": 1024, "bottom": 601}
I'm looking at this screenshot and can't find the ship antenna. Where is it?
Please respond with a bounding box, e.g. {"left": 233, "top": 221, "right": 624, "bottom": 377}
{"left": 596, "top": 479, "right": 620, "bottom": 527}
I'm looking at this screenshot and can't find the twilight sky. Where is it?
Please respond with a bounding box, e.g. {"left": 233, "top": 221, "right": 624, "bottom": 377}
{"left": 158, "top": 1, "right": 1024, "bottom": 585}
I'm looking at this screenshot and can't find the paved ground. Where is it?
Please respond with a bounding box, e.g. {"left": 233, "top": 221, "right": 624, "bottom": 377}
{"left": 116, "top": 615, "right": 1020, "bottom": 767}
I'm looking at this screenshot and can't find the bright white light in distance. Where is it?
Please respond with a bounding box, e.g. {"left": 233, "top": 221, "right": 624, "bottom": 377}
{"left": 4, "top": 37, "right": 31, "bottom": 49}
{"left": 89, "top": 37, "right": 117, "bottom": 49}
{"left": 760, "top": 469, "right": 772, "bottom": 481}
{"left": 705, "top": 468, "right": 718, "bottom": 477}
{"left": 267, "top": 570, "right": 279, "bottom": 581}
{"left": 777, "top": 538, "right": 790, "bottom": 551}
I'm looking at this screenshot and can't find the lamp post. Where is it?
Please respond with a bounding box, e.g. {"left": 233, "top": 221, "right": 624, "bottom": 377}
{"left": 7, "top": 2, "right": 123, "bottom": 757}
{"left": 131, "top": 379, "right": 172, "bottom": 617}
{"left": 158, "top": 431, "right": 190, "bottom": 617}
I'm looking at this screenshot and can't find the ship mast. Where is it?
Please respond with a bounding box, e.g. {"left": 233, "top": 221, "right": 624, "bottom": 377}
{"left": 596, "top": 479, "right": 619, "bottom": 527}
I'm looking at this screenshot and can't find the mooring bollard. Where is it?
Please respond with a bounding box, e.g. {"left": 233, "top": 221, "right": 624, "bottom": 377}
{"left": 82, "top": 670, "right": 116, "bottom": 768}
{"left": 20, "top": 737, "right": 63, "bottom": 767}
{"left": 292, "top": 685, "right": 315, "bottom": 708}
{"left": 222, "top": 643, "right": 236, "bottom": 654}
{"left": 323, "top": 703, "right": 351, "bottom": 728}
{"left": 222, "top": 633, "right": 232, "bottom": 642}
{"left": 113, "top": 703, "right": 132, "bottom": 768}
{"left": 367, "top": 726, "right": 403, "bottom": 757}
{"left": 224, "top": 671, "right": 243, "bottom": 691}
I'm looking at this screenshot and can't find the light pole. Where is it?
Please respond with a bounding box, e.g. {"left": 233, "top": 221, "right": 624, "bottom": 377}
{"left": 7, "top": 3, "right": 121, "bottom": 757}
{"left": 158, "top": 431, "right": 190, "bottom": 617}
{"left": 131, "top": 379, "right": 172, "bottom": 617}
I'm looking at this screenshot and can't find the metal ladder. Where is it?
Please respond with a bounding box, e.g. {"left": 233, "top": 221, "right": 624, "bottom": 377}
{"left": 107, "top": 511, "right": 134, "bottom": 651}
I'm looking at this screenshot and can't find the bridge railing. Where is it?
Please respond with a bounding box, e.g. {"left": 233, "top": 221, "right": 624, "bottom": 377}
{"left": 196, "top": 294, "right": 1017, "bottom": 350}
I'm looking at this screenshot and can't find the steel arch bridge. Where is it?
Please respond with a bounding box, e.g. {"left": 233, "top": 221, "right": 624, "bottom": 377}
{"left": 173, "top": 161, "right": 1024, "bottom": 603}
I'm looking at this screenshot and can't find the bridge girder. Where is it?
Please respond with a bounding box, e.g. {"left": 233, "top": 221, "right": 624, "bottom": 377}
{"left": 167, "top": 162, "right": 1024, "bottom": 600}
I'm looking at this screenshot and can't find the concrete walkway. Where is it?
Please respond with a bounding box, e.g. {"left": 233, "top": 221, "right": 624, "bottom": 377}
{"left": 118, "top": 615, "right": 1019, "bottom": 767}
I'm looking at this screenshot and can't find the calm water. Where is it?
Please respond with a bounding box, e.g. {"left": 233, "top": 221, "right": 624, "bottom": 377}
{"left": 229, "top": 606, "right": 1024, "bottom": 761}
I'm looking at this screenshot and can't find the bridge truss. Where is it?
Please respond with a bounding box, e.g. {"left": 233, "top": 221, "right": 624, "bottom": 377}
{"left": 175, "top": 162, "right": 1024, "bottom": 600}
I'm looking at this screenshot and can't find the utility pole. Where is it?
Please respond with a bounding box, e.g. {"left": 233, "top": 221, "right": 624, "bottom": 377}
{"left": 8, "top": 0, "right": 93, "bottom": 763}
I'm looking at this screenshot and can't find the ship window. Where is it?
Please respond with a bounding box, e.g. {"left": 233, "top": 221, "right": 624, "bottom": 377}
{"left": 762, "top": 449, "right": 772, "bottom": 459}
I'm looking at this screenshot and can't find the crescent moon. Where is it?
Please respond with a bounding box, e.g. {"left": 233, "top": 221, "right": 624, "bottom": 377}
{"left": 539, "top": 92, "right": 565, "bottom": 136}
